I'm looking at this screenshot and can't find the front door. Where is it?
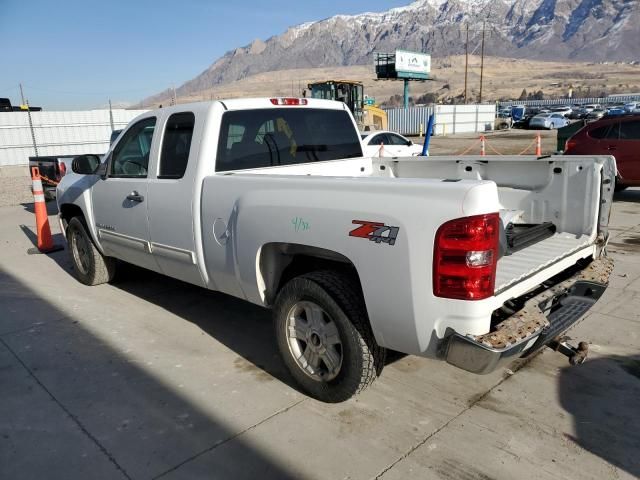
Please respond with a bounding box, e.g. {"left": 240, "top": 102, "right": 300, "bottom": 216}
{"left": 92, "top": 116, "right": 160, "bottom": 271}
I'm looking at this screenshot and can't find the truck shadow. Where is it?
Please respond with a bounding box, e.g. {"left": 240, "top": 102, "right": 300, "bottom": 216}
{"left": 20, "top": 200, "right": 59, "bottom": 216}
{"left": 0, "top": 267, "right": 299, "bottom": 479}
{"left": 110, "top": 262, "right": 301, "bottom": 392}
{"left": 558, "top": 354, "right": 640, "bottom": 477}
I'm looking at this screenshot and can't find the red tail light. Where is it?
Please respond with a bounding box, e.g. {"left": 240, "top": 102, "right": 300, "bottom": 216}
{"left": 433, "top": 213, "right": 499, "bottom": 300}
{"left": 59, "top": 162, "right": 67, "bottom": 178}
{"left": 270, "top": 98, "right": 308, "bottom": 106}
{"left": 565, "top": 138, "right": 577, "bottom": 153}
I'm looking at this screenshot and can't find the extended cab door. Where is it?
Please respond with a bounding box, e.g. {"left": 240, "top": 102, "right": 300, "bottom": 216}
{"left": 146, "top": 111, "right": 204, "bottom": 286}
{"left": 91, "top": 116, "right": 160, "bottom": 272}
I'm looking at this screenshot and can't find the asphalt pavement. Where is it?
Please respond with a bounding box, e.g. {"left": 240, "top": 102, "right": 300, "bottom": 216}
{"left": 1, "top": 195, "right": 639, "bottom": 480}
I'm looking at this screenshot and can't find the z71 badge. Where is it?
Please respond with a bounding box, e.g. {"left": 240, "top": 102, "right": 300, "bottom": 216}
{"left": 349, "top": 220, "right": 399, "bottom": 246}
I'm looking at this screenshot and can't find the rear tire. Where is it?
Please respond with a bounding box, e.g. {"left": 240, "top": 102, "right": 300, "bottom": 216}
{"left": 273, "top": 271, "right": 385, "bottom": 402}
{"left": 67, "top": 217, "right": 116, "bottom": 286}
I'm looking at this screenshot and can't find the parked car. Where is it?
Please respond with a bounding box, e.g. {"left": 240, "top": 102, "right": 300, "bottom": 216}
{"left": 513, "top": 107, "right": 541, "bottom": 129}
{"left": 565, "top": 114, "right": 640, "bottom": 190}
{"left": 494, "top": 112, "right": 513, "bottom": 130}
{"left": 586, "top": 108, "right": 606, "bottom": 120}
{"left": 606, "top": 108, "right": 627, "bottom": 116}
{"left": 568, "top": 109, "right": 585, "bottom": 120}
{"left": 56, "top": 97, "right": 614, "bottom": 402}
{"left": 623, "top": 102, "right": 638, "bottom": 113}
{"left": 551, "top": 105, "right": 573, "bottom": 117}
{"left": 529, "top": 113, "right": 569, "bottom": 129}
{"left": 360, "top": 130, "right": 423, "bottom": 156}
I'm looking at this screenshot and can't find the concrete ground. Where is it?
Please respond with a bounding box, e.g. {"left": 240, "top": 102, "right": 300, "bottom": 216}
{"left": 1, "top": 193, "right": 639, "bottom": 480}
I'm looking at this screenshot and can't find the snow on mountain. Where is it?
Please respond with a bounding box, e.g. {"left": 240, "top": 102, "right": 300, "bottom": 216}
{"left": 144, "top": 0, "right": 639, "bottom": 103}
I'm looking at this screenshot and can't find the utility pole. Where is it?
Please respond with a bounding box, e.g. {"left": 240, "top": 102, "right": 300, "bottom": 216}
{"left": 479, "top": 20, "right": 486, "bottom": 104}
{"left": 20, "top": 83, "right": 38, "bottom": 157}
{"left": 19, "top": 83, "right": 26, "bottom": 107}
{"left": 464, "top": 23, "right": 469, "bottom": 104}
{"left": 108, "top": 99, "right": 115, "bottom": 132}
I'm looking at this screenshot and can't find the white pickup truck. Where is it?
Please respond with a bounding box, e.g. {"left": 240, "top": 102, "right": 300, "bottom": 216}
{"left": 57, "top": 98, "right": 615, "bottom": 402}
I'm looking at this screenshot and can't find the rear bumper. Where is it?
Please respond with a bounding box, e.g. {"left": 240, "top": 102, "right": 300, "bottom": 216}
{"left": 444, "top": 256, "right": 613, "bottom": 374}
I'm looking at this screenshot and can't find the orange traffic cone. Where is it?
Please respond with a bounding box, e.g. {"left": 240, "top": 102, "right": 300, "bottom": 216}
{"left": 535, "top": 133, "right": 542, "bottom": 156}
{"left": 480, "top": 135, "right": 486, "bottom": 156}
{"left": 28, "top": 167, "right": 63, "bottom": 254}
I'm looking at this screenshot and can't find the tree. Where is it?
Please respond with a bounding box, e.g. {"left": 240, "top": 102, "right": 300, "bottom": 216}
{"left": 518, "top": 88, "right": 528, "bottom": 100}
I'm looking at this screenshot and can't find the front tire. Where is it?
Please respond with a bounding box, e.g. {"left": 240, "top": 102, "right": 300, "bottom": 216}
{"left": 67, "top": 217, "right": 116, "bottom": 286}
{"left": 273, "top": 271, "right": 385, "bottom": 402}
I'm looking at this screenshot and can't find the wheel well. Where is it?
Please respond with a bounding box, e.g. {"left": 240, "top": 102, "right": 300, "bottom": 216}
{"left": 59, "top": 204, "right": 85, "bottom": 230}
{"left": 258, "top": 243, "right": 363, "bottom": 306}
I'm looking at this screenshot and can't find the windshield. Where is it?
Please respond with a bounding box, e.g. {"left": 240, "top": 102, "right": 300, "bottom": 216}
{"left": 216, "top": 108, "right": 363, "bottom": 171}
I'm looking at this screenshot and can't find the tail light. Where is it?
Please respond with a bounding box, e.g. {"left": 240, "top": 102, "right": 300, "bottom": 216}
{"left": 433, "top": 213, "right": 499, "bottom": 300}
{"left": 565, "top": 138, "right": 577, "bottom": 153}
{"left": 59, "top": 162, "right": 67, "bottom": 178}
{"left": 270, "top": 98, "right": 308, "bottom": 106}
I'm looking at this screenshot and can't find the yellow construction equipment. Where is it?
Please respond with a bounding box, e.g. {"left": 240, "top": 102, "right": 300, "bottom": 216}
{"left": 307, "top": 80, "right": 387, "bottom": 131}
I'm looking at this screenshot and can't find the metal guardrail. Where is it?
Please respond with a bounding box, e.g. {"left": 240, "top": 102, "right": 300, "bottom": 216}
{"left": 497, "top": 95, "right": 640, "bottom": 109}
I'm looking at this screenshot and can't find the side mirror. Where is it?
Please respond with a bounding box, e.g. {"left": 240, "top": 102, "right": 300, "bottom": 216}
{"left": 95, "top": 160, "right": 108, "bottom": 177}
{"left": 406, "top": 140, "right": 413, "bottom": 146}
{"left": 71, "top": 155, "right": 101, "bottom": 175}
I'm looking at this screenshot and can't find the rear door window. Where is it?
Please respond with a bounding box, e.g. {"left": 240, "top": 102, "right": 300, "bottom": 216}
{"left": 387, "top": 134, "right": 408, "bottom": 146}
{"left": 216, "top": 108, "right": 362, "bottom": 171}
{"left": 159, "top": 112, "right": 195, "bottom": 179}
{"left": 589, "top": 125, "right": 611, "bottom": 139}
{"left": 620, "top": 121, "right": 640, "bottom": 140}
{"left": 368, "top": 134, "right": 389, "bottom": 146}
{"left": 606, "top": 122, "right": 620, "bottom": 140}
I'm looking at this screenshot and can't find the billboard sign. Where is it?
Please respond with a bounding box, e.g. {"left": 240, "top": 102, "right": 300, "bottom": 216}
{"left": 395, "top": 50, "right": 431, "bottom": 78}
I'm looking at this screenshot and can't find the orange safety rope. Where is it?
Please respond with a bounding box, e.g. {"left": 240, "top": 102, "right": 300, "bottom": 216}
{"left": 39, "top": 174, "right": 60, "bottom": 186}
{"left": 484, "top": 139, "right": 504, "bottom": 156}
{"left": 455, "top": 138, "right": 481, "bottom": 156}
{"left": 517, "top": 137, "right": 538, "bottom": 155}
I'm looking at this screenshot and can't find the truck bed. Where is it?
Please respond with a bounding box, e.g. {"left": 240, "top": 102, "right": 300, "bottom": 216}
{"left": 495, "top": 233, "right": 591, "bottom": 293}
{"left": 238, "top": 154, "right": 612, "bottom": 296}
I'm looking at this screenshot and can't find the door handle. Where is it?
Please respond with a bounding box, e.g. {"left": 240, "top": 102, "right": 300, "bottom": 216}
{"left": 126, "top": 191, "right": 144, "bottom": 202}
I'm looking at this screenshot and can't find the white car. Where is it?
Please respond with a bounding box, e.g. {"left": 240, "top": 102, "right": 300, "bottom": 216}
{"left": 551, "top": 105, "right": 572, "bottom": 117}
{"left": 529, "top": 113, "right": 569, "bottom": 129}
{"left": 360, "top": 131, "right": 424, "bottom": 157}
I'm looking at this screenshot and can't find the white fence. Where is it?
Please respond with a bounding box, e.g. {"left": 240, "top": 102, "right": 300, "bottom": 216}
{"left": 432, "top": 104, "right": 496, "bottom": 135}
{"left": 0, "top": 109, "right": 147, "bottom": 166}
{"left": 384, "top": 104, "right": 496, "bottom": 136}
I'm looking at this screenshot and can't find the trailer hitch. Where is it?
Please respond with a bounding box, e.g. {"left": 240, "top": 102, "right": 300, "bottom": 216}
{"left": 547, "top": 337, "right": 589, "bottom": 365}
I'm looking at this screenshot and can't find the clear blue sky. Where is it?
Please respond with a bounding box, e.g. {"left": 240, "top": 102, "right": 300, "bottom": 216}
{"left": 0, "top": 0, "right": 409, "bottom": 110}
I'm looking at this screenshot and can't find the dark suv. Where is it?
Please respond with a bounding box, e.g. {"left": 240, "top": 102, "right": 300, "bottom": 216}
{"left": 565, "top": 114, "right": 640, "bottom": 190}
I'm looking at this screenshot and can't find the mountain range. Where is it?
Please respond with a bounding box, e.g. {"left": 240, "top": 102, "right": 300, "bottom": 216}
{"left": 144, "top": 0, "right": 639, "bottom": 104}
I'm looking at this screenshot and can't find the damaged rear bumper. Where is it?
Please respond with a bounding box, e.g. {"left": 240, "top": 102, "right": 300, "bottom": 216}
{"left": 444, "top": 256, "right": 614, "bottom": 374}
